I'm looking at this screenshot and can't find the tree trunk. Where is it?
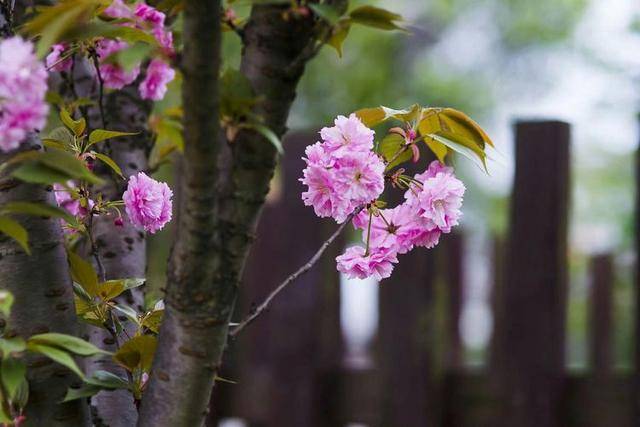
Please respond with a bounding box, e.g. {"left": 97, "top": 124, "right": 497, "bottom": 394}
{"left": 139, "top": 2, "right": 342, "bottom": 425}
{"left": 0, "top": 140, "right": 91, "bottom": 427}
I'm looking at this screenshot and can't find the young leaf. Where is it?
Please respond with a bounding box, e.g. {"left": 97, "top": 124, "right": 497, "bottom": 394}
{"left": 45, "top": 126, "right": 75, "bottom": 147}
{"left": 349, "top": 5, "right": 404, "bottom": 31}
{"left": 97, "top": 280, "right": 125, "bottom": 301}
{"left": 88, "top": 129, "right": 137, "bottom": 146}
{"left": 378, "top": 133, "right": 411, "bottom": 168}
{"left": 11, "top": 162, "right": 72, "bottom": 185}
{"left": 59, "top": 108, "right": 86, "bottom": 137}
{"left": 113, "top": 335, "right": 157, "bottom": 372}
{"left": 0, "top": 338, "right": 26, "bottom": 358}
{"left": 26, "top": 343, "right": 85, "bottom": 379}
{"left": 1, "top": 358, "right": 26, "bottom": 401}
{"left": 327, "top": 21, "right": 351, "bottom": 57}
{"left": 309, "top": 3, "right": 342, "bottom": 24}
{"left": 93, "top": 153, "right": 123, "bottom": 178}
{"left": 0, "top": 217, "right": 29, "bottom": 255}
{"left": 85, "top": 370, "right": 130, "bottom": 389}
{"left": 241, "top": 123, "right": 283, "bottom": 154}
{"left": 62, "top": 384, "right": 102, "bottom": 402}
{"left": 427, "top": 133, "right": 487, "bottom": 172}
{"left": 28, "top": 333, "right": 109, "bottom": 356}
{"left": 12, "top": 149, "right": 102, "bottom": 185}
{"left": 112, "top": 304, "right": 140, "bottom": 326}
{"left": 68, "top": 252, "right": 99, "bottom": 297}
{"left": 2, "top": 201, "right": 76, "bottom": 225}
{"left": 141, "top": 309, "right": 163, "bottom": 333}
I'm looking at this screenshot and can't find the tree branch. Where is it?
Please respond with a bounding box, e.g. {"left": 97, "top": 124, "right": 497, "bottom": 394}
{"left": 230, "top": 206, "right": 362, "bottom": 338}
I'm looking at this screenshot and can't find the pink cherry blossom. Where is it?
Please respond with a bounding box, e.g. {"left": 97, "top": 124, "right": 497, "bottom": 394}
{"left": 46, "top": 44, "right": 72, "bottom": 72}
{"left": 301, "top": 164, "right": 352, "bottom": 222}
{"left": 408, "top": 166, "right": 465, "bottom": 233}
{"left": 104, "top": 0, "right": 134, "bottom": 19}
{"left": 333, "top": 151, "right": 385, "bottom": 205}
{"left": 139, "top": 59, "right": 175, "bottom": 100}
{"left": 411, "top": 225, "right": 441, "bottom": 249}
{"left": 0, "top": 37, "right": 49, "bottom": 152}
{"left": 320, "top": 113, "right": 374, "bottom": 156}
{"left": 336, "top": 246, "right": 398, "bottom": 280}
{"left": 123, "top": 172, "right": 173, "bottom": 233}
{"left": 134, "top": 3, "right": 166, "bottom": 28}
{"left": 366, "top": 204, "right": 425, "bottom": 254}
{"left": 96, "top": 39, "right": 141, "bottom": 90}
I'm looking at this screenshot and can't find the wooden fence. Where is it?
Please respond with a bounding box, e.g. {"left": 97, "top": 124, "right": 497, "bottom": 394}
{"left": 203, "top": 120, "right": 638, "bottom": 427}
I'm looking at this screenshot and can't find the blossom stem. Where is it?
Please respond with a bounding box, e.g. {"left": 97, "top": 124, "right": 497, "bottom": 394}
{"left": 89, "top": 49, "right": 107, "bottom": 129}
{"left": 364, "top": 210, "right": 373, "bottom": 256}
{"left": 229, "top": 205, "right": 365, "bottom": 339}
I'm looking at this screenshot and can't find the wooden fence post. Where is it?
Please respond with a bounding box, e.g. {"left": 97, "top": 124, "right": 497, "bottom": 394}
{"left": 634, "top": 119, "right": 640, "bottom": 427}
{"left": 498, "top": 120, "right": 570, "bottom": 427}
{"left": 444, "top": 232, "right": 464, "bottom": 370}
{"left": 588, "top": 254, "right": 613, "bottom": 377}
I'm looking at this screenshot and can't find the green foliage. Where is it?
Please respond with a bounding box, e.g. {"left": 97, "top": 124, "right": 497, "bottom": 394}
{"left": 113, "top": 335, "right": 157, "bottom": 373}
{"left": 0, "top": 217, "right": 30, "bottom": 255}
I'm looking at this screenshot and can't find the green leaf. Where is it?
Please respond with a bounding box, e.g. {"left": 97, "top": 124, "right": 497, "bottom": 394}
{"left": 112, "top": 304, "right": 140, "bottom": 326}
{"left": 85, "top": 370, "right": 129, "bottom": 389}
{"left": 27, "top": 343, "right": 85, "bottom": 379}
{"left": 142, "top": 310, "right": 163, "bottom": 333}
{"left": 0, "top": 338, "right": 26, "bottom": 358}
{"left": 113, "top": 335, "right": 157, "bottom": 372}
{"left": 428, "top": 133, "right": 487, "bottom": 172}
{"left": 327, "top": 21, "right": 351, "bottom": 57}
{"left": 45, "top": 126, "right": 75, "bottom": 147}
{"left": 93, "top": 153, "right": 123, "bottom": 178}
{"left": 2, "top": 201, "right": 76, "bottom": 225}
{"left": 59, "top": 109, "right": 86, "bottom": 137}
{"left": 349, "top": 5, "right": 404, "bottom": 31}
{"left": 97, "top": 280, "right": 125, "bottom": 301}
{"left": 68, "top": 252, "right": 99, "bottom": 297}
{"left": 66, "top": 21, "right": 159, "bottom": 46}
{"left": 88, "top": 129, "right": 137, "bottom": 146}
{"left": 378, "top": 133, "right": 411, "bottom": 168}
{"left": 1, "top": 358, "right": 26, "bottom": 401}
{"left": 62, "top": 384, "right": 102, "bottom": 402}
{"left": 354, "top": 105, "right": 419, "bottom": 127}
{"left": 11, "top": 162, "right": 72, "bottom": 185}
{"left": 103, "top": 42, "right": 153, "bottom": 72}
{"left": 29, "top": 333, "right": 109, "bottom": 356}
{"left": 241, "top": 123, "right": 283, "bottom": 154}
{"left": 12, "top": 149, "right": 102, "bottom": 185}
{"left": 0, "top": 216, "right": 29, "bottom": 255}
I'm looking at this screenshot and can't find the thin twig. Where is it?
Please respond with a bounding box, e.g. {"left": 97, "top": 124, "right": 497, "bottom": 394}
{"left": 229, "top": 205, "right": 364, "bottom": 338}
{"left": 89, "top": 49, "right": 107, "bottom": 129}
{"left": 86, "top": 210, "right": 106, "bottom": 283}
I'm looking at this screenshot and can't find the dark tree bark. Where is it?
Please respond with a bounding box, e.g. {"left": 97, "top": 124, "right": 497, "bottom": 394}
{"left": 0, "top": 5, "right": 90, "bottom": 426}
{"left": 0, "top": 140, "right": 91, "bottom": 427}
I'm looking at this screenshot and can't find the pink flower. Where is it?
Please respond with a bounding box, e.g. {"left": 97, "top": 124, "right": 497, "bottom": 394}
{"left": 46, "top": 44, "right": 72, "bottom": 72}
{"left": 96, "top": 39, "right": 141, "bottom": 90}
{"left": 408, "top": 165, "right": 465, "bottom": 233}
{"left": 411, "top": 226, "right": 441, "bottom": 249}
{"left": 152, "top": 27, "right": 175, "bottom": 56}
{"left": 0, "top": 37, "right": 49, "bottom": 152}
{"left": 336, "top": 246, "right": 398, "bottom": 280}
{"left": 54, "top": 182, "right": 94, "bottom": 218}
{"left": 333, "top": 151, "right": 385, "bottom": 205}
{"left": 103, "top": 0, "right": 134, "bottom": 19}
{"left": 123, "top": 172, "right": 173, "bottom": 233}
{"left": 366, "top": 204, "right": 424, "bottom": 254}
{"left": 139, "top": 59, "right": 175, "bottom": 100}
{"left": 320, "top": 113, "right": 374, "bottom": 156}
{"left": 300, "top": 164, "right": 352, "bottom": 223}
{"left": 134, "top": 3, "right": 166, "bottom": 28}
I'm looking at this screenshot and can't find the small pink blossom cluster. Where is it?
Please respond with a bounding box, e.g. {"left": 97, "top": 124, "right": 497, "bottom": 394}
{"left": 54, "top": 181, "right": 95, "bottom": 233}
{"left": 301, "top": 114, "right": 385, "bottom": 223}
{"left": 123, "top": 172, "right": 173, "bottom": 233}
{"left": 46, "top": 1, "right": 176, "bottom": 101}
{"left": 336, "top": 160, "right": 466, "bottom": 281}
{"left": 0, "top": 37, "right": 49, "bottom": 152}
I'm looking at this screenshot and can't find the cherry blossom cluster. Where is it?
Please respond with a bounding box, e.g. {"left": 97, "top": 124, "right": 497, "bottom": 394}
{"left": 54, "top": 172, "right": 172, "bottom": 234}
{"left": 300, "top": 115, "right": 466, "bottom": 281}
{"left": 0, "top": 37, "right": 49, "bottom": 152}
{"left": 46, "top": 0, "right": 176, "bottom": 101}
{"left": 301, "top": 114, "right": 385, "bottom": 223}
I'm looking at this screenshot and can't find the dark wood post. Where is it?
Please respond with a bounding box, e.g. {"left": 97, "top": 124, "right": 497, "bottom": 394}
{"left": 588, "top": 254, "right": 613, "bottom": 377}
{"left": 634, "top": 119, "right": 640, "bottom": 427}
{"left": 498, "top": 120, "right": 570, "bottom": 427}
{"left": 444, "top": 232, "right": 464, "bottom": 370}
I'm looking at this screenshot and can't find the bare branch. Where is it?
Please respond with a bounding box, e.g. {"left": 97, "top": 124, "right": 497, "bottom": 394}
{"left": 229, "top": 205, "right": 364, "bottom": 338}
